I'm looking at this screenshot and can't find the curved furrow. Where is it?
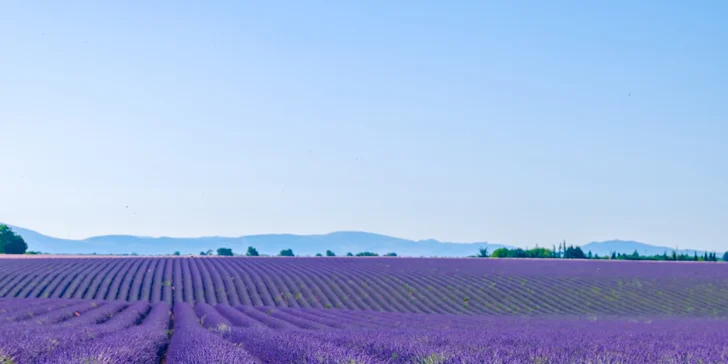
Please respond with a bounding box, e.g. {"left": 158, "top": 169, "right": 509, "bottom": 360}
{"left": 129, "top": 258, "right": 153, "bottom": 301}
{"left": 170, "top": 258, "right": 183, "bottom": 304}
{"left": 116, "top": 258, "right": 146, "bottom": 301}
{"left": 199, "top": 258, "right": 229, "bottom": 305}
{"left": 229, "top": 259, "right": 276, "bottom": 306}
{"left": 348, "top": 265, "right": 444, "bottom": 313}
{"left": 83, "top": 258, "right": 127, "bottom": 300}
{"left": 195, "top": 258, "right": 219, "bottom": 305}
{"left": 187, "top": 258, "right": 207, "bottom": 303}
{"left": 449, "top": 274, "right": 534, "bottom": 314}
{"left": 60, "top": 259, "right": 111, "bottom": 299}
{"left": 250, "top": 260, "right": 303, "bottom": 309}
{"left": 142, "top": 258, "right": 161, "bottom": 303}
{"left": 18, "top": 262, "right": 80, "bottom": 299}
{"left": 399, "top": 273, "right": 474, "bottom": 314}
{"left": 327, "top": 270, "right": 391, "bottom": 312}
{"left": 213, "top": 303, "right": 265, "bottom": 328}
{"left": 235, "top": 305, "right": 298, "bottom": 329}
{"left": 179, "top": 258, "right": 194, "bottom": 303}
{"left": 150, "top": 257, "right": 166, "bottom": 304}
{"left": 274, "top": 264, "right": 328, "bottom": 310}
{"left": 395, "top": 272, "right": 468, "bottom": 315}
{"left": 102, "top": 258, "right": 138, "bottom": 301}
{"left": 245, "top": 260, "right": 290, "bottom": 307}
{"left": 288, "top": 267, "right": 342, "bottom": 310}
{"left": 0, "top": 266, "right": 48, "bottom": 298}
{"left": 44, "top": 262, "right": 97, "bottom": 299}
{"left": 345, "top": 268, "right": 425, "bottom": 313}
{"left": 216, "top": 259, "right": 248, "bottom": 306}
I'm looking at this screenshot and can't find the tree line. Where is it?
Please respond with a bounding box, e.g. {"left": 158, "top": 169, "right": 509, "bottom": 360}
{"left": 193, "top": 247, "right": 398, "bottom": 257}
{"left": 476, "top": 241, "right": 726, "bottom": 262}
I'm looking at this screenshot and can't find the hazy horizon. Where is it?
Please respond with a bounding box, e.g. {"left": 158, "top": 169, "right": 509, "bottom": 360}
{"left": 2, "top": 2, "right": 726, "bottom": 251}
{"left": 5, "top": 223, "right": 720, "bottom": 254}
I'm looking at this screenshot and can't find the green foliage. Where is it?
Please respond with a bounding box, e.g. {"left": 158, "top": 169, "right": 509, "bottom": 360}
{"left": 355, "top": 252, "right": 379, "bottom": 257}
{"left": 564, "top": 245, "right": 586, "bottom": 259}
{"left": 384, "top": 252, "right": 397, "bottom": 257}
{"left": 420, "top": 353, "right": 447, "bottom": 364}
{"left": 216, "top": 247, "right": 234, "bottom": 256}
{"left": 173, "top": 251, "right": 181, "bottom": 256}
{"left": 0, "top": 225, "right": 28, "bottom": 254}
{"left": 723, "top": 252, "right": 728, "bottom": 262}
{"left": 612, "top": 250, "right": 720, "bottom": 262}
{"left": 490, "top": 248, "right": 510, "bottom": 258}
{"left": 476, "top": 247, "right": 489, "bottom": 258}
{"left": 25, "top": 251, "right": 42, "bottom": 255}
{"left": 346, "top": 252, "right": 353, "bottom": 257}
{"left": 246, "top": 246, "right": 259, "bottom": 256}
{"left": 491, "top": 247, "right": 556, "bottom": 259}
{"left": 325, "top": 250, "right": 336, "bottom": 257}
{"left": 279, "top": 248, "right": 295, "bottom": 257}
{"left": 315, "top": 253, "right": 323, "bottom": 257}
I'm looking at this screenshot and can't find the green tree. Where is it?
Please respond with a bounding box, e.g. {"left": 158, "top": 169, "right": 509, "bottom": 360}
{"left": 564, "top": 245, "right": 587, "bottom": 259}
{"left": 325, "top": 250, "right": 336, "bottom": 257}
{"left": 217, "top": 247, "right": 234, "bottom": 256}
{"left": 723, "top": 252, "right": 728, "bottom": 262}
{"left": 476, "top": 247, "right": 489, "bottom": 258}
{"left": 315, "top": 253, "right": 323, "bottom": 257}
{"left": 246, "top": 246, "right": 259, "bottom": 256}
{"left": 173, "top": 251, "right": 181, "bottom": 256}
{"left": 384, "top": 252, "right": 397, "bottom": 257}
{"left": 0, "top": 225, "right": 28, "bottom": 254}
{"left": 490, "top": 248, "right": 510, "bottom": 258}
{"left": 355, "top": 252, "right": 378, "bottom": 256}
{"left": 279, "top": 248, "right": 295, "bottom": 257}
{"left": 346, "top": 252, "right": 353, "bottom": 257}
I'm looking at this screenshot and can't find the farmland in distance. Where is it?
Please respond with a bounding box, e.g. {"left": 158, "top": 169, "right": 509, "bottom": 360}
{"left": 1, "top": 257, "right": 728, "bottom": 363}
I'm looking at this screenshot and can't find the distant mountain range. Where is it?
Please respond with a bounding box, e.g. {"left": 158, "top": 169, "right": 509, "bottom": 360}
{"left": 6, "top": 225, "right": 511, "bottom": 257}
{"left": 4, "top": 224, "right": 721, "bottom": 257}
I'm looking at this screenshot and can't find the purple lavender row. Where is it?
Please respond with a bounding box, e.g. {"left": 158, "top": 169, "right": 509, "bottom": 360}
{"left": 39, "top": 302, "right": 171, "bottom": 364}
{"left": 0, "top": 299, "right": 82, "bottom": 322}
{"left": 165, "top": 302, "right": 260, "bottom": 364}
{"left": 2, "top": 257, "right": 727, "bottom": 317}
{"left": 189, "top": 304, "right": 381, "bottom": 363}
{"left": 0, "top": 301, "right": 151, "bottom": 363}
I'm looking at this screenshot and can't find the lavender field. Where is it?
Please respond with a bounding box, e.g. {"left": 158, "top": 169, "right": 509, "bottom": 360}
{"left": 1, "top": 257, "right": 727, "bottom": 363}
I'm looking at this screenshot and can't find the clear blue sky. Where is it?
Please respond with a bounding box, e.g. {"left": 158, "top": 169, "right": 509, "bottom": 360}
{"left": 1, "top": 1, "right": 726, "bottom": 251}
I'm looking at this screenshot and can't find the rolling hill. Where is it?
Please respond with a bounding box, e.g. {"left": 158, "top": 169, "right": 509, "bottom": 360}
{"left": 6, "top": 225, "right": 510, "bottom": 257}
{"left": 5, "top": 224, "right": 721, "bottom": 257}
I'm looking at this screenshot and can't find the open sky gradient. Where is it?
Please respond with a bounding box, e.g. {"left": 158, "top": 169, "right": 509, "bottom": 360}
{"left": 1, "top": 1, "right": 726, "bottom": 250}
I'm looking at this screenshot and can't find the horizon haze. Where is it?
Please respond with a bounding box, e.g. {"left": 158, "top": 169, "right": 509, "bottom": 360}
{"left": 6, "top": 223, "right": 723, "bottom": 258}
